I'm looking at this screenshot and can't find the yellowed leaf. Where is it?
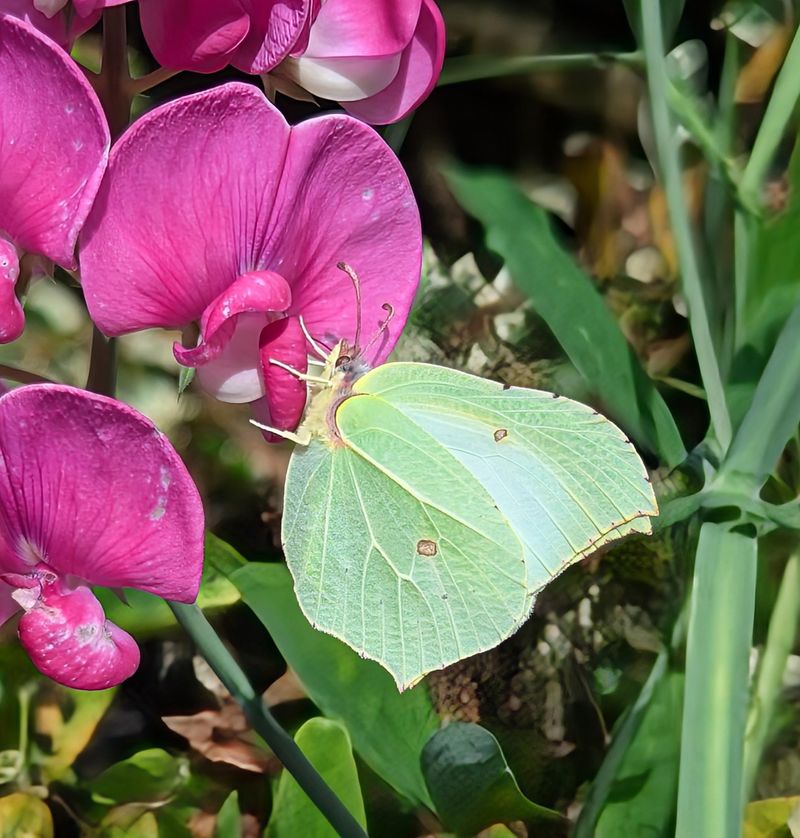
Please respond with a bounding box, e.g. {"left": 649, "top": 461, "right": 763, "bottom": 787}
{"left": 0, "top": 793, "right": 53, "bottom": 838}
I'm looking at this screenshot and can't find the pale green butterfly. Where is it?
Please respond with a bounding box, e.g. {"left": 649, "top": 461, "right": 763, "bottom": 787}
{"left": 256, "top": 264, "right": 658, "bottom": 690}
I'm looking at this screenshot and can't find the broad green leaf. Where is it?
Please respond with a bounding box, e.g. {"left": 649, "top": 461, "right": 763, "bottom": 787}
{"left": 743, "top": 796, "right": 800, "bottom": 838}
{"left": 444, "top": 165, "right": 685, "bottom": 467}
{"left": 215, "top": 791, "right": 241, "bottom": 838}
{"left": 282, "top": 362, "right": 656, "bottom": 689}
{"left": 230, "top": 562, "right": 437, "bottom": 808}
{"left": 421, "top": 722, "right": 563, "bottom": 834}
{"left": 595, "top": 673, "right": 683, "bottom": 836}
{"left": 266, "top": 718, "right": 366, "bottom": 838}
{"left": 0, "top": 793, "right": 53, "bottom": 838}
{"left": 89, "top": 748, "right": 186, "bottom": 805}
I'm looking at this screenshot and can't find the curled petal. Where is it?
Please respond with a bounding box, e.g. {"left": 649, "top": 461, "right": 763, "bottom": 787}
{"left": 230, "top": 0, "right": 310, "bottom": 74}
{"left": 259, "top": 315, "right": 308, "bottom": 433}
{"left": 16, "top": 578, "right": 139, "bottom": 690}
{"left": 283, "top": 52, "right": 401, "bottom": 102}
{"left": 80, "top": 83, "right": 291, "bottom": 334}
{"left": 0, "top": 385, "right": 205, "bottom": 601}
{"left": 342, "top": 0, "right": 445, "bottom": 125}
{"left": 0, "top": 239, "right": 23, "bottom": 344}
{"left": 174, "top": 270, "right": 292, "bottom": 368}
{"left": 0, "top": 14, "right": 109, "bottom": 266}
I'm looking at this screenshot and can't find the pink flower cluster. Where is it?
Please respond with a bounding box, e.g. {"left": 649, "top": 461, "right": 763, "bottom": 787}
{"left": 3, "top": 0, "right": 445, "bottom": 123}
{"left": 0, "top": 3, "right": 429, "bottom": 688}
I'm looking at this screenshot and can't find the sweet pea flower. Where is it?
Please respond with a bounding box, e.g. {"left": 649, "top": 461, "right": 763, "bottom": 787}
{"left": 0, "top": 0, "right": 128, "bottom": 50}
{"left": 0, "top": 14, "right": 109, "bottom": 342}
{"left": 79, "top": 82, "right": 421, "bottom": 436}
{"left": 274, "top": 0, "right": 445, "bottom": 124}
{"left": 0, "top": 385, "right": 204, "bottom": 690}
{"left": 137, "top": 0, "right": 311, "bottom": 74}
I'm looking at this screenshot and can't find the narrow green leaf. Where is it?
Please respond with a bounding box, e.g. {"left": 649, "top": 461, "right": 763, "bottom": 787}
{"left": 215, "top": 791, "right": 242, "bottom": 838}
{"left": 177, "top": 364, "right": 195, "bottom": 396}
{"left": 722, "top": 299, "right": 800, "bottom": 488}
{"left": 421, "top": 722, "right": 564, "bottom": 834}
{"left": 675, "top": 522, "right": 757, "bottom": 838}
{"left": 623, "top": 0, "right": 687, "bottom": 46}
{"left": 266, "top": 718, "right": 366, "bottom": 838}
{"left": 230, "top": 562, "right": 437, "bottom": 808}
{"left": 595, "top": 673, "right": 683, "bottom": 837}
{"left": 444, "top": 165, "right": 685, "bottom": 467}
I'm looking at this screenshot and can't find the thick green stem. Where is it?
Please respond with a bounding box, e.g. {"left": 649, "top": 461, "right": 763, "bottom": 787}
{"left": 743, "top": 550, "right": 800, "bottom": 795}
{"left": 676, "top": 522, "right": 757, "bottom": 838}
{"left": 641, "top": 3, "right": 732, "bottom": 451}
{"left": 740, "top": 23, "right": 800, "bottom": 205}
{"left": 437, "top": 51, "right": 642, "bottom": 86}
{"left": 170, "top": 603, "right": 367, "bottom": 838}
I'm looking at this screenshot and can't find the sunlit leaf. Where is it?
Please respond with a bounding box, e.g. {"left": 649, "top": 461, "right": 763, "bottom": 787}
{"left": 0, "top": 793, "right": 53, "bottom": 838}
{"left": 266, "top": 718, "right": 366, "bottom": 838}
{"left": 743, "top": 796, "right": 800, "bottom": 838}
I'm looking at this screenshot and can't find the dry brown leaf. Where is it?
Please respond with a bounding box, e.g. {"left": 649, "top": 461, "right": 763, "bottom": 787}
{"left": 263, "top": 668, "right": 307, "bottom": 707}
{"left": 736, "top": 26, "right": 792, "bottom": 104}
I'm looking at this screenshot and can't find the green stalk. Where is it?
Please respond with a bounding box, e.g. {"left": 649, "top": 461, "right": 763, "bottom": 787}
{"left": 676, "top": 522, "right": 757, "bottom": 838}
{"left": 641, "top": 2, "right": 732, "bottom": 451}
{"left": 170, "top": 603, "right": 367, "bottom": 838}
{"left": 437, "top": 51, "right": 642, "bottom": 86}
{"left": 740, "top": 22, "right": 800, "bottom": 205}
{"left": 743, "top": 550, "right": 800, "bottom": 795}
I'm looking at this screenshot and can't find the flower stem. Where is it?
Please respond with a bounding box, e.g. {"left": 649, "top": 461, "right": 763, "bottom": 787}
{"left": 128, "top": 66, "right": 179, "bottom": 97}
{"left": 437, "top": 51, "right": 642, "bottom": 86}
{"left": 641, "top": 2, "right": 732, "bottom": 451}
{"left": 170, "top": 602, "right": 368, "bottom": 838}
{"left": 0, "top": 365, "right": 56, "bottom": 387}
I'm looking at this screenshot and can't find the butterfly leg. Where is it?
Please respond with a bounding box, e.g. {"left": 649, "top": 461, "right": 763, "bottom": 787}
{"left": 269, "top": 358, "right": 331, "bottom": 384}
{"left": 249, "top": 419, "right": 311, "bottom": 446}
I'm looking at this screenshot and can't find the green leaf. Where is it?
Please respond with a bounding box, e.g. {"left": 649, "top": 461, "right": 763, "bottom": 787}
{"left": 743, "top": 796, "right": 800, "bottom": 838}
{"left": 0, "top": 793, "right": 53, "bottom": 838}
{"left": 444, "top": 165, "right": 685, "bottom": 467}
{"left": 266, "top": 718, "right": 366, "bottom": 838}
{"left": 623, "top": 0, "right": 686, "bottom": 46}
{"left": 421, "top": 722, "right": 564, "bottom": 834}
{"left": 595, "top": 673, "right": 683, "bottom": 836}
{"left": 230, "top": 562, "right": 437, "bottom": 808}
{"left": 177, "top": 364, "right": 196, "bottom": 396}
{"left": 89, "top": 748, "right": 187, "bottom": 805}
{"left": 215, "top": 791, "right": 242, "bottom": 838}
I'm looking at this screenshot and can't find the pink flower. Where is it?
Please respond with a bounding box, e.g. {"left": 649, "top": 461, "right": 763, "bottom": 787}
{"left": 0, "top": 0, "right": 129, "bottom": 50}
{"left": 79, "top": 82, "right": 421, "bottom": 436}
{"left": 275, "top": 0, "right": 445, "bottom": 124}
{"left": 0, "top": 14, "right": 109, "bottom": 343}
{"left": 137, "top": 0, "right": 311, "bottom": 74}
{"left": 0, "top": 385, "right": 205, "bottom": 690}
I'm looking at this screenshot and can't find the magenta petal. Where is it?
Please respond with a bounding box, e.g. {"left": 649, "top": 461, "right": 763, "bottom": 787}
{"left": 342, "top": 0, "right": 445, "bottom": 125}
{"left": 271, "top": 116, "right": 421, "bottom": 363}
{"left": 80, "top": 83, "right": 291, "bottom": 335}
{"left": 231, "top": 0, "right": 311, "bottom": 74}
{"left": 138, "top": 0, "right": 251, "bottom": 73}
{"left": 0, "top": 14, "right": 109, "bottom": 267}
{"left": 0, "top": 239, "right": 23, "bottom": 343}
{"left": 302, "top": 0, "right": 421, "bottom": 58}
{"left": 0, "top": 580, "right": 19, "bottom": 627}
{"left": 0, "top": 385, "right": 205, "bottom": 601}
{"left": 17, "top": 580, "right": 139, "bottom": 690}
{"left": 259, "top": 315, "right": 308, "bottom": 432}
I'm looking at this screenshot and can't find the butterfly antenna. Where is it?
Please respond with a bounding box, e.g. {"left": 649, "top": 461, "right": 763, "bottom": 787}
{"left": 298, "top": 315, "right": 329, "bottom": 361}
{"left": 337, "top": 261, "right": 362, "bottom": 350}
{"left": 363, "top": 303, "right": 395, "bottom": 356}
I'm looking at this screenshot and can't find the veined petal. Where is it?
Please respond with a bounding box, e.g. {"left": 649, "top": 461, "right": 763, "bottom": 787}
{"left": 259, "top": 315, "right": 308, "bottom": 432}
{"left": 302, "top": 0, "right": 421, "bottom": 58}
{"left": 0, "top": 386, "right": 205, "bottom": 601}
{"left": 0, "top": 239, "right": 23, "bottom": 344}
{"left": 80, "top": 83, "right": 290, "bottom": 334}
{"left": 0, "top": 14, "right": 109, "bottom": 267}
{"left": 265, "top": 115, "right": 421, "bottom": 364}
{"left": 16, "top": 578, "right": 139, "bottom": 690}
{"left": 231, "top": 0, "right": 310, "bottom": 74}
{"left": 342, "top": 0, "right": 445, "bottom": 125}
{"left": 138, "top": 0, "right": 251, "bottom": 73}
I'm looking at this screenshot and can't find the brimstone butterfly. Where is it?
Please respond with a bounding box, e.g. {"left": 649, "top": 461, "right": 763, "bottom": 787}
{"left": 256, "top": 265, "right": 658, "bottom": 690}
